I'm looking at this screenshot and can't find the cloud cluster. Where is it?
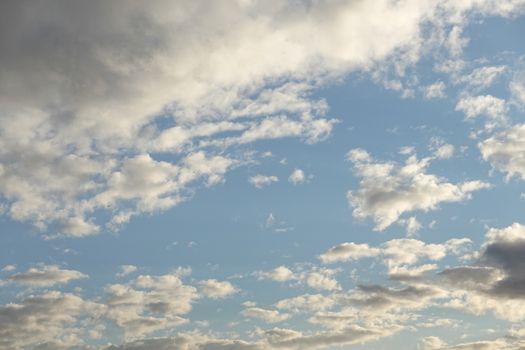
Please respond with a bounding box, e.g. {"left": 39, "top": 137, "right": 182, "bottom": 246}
{"left": 346, "top": 149, "right": 489, "bottom": 231}
{"left": 2, "top": 0, "right": 523, "bottom": 236}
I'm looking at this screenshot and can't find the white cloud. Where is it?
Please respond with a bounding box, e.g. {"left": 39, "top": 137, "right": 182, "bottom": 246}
{"left": 106, "top": 273, "right": 199, "bottom": 339}
{"left": 424, "top": 81, "right": 447, "bottom": 99}
{"left": 400, "top": 216, "right": 423, "bottom": 235}
{"left": 346, "top": 149, "right": 489, "bottom": 231}
{"left": 198, "top": 279, "right": 238, "bottom": 299}
{"left": 479, "top": 124, "right": 525, "bottom": 180}
{"left": 117, "top": 265, "right": 138, "bottom": 278}
{"left": 1, "top": 0, "right": 523, "bottom": 236}
{"left": 241, "top": 307, "right": 290, "bottom": 323}
{"left": 455, "top": 95, "right": 507, "bottom": 128}
{"left": 288, "top": 169, "right": 307, "bottom": 185}
{"left": 434, "top": 144, "right": 455, "bottom": 159}
{"left": 0, "top": 291, "right": 105, "bottom": 350}
{"left": 256, "top": 266, "right": 296, "bottom": 282}
{"left": 318, "top": 243, "right": 381, "bottom": 264}
{"left": 320, "top": 237, "right": 471, "bottom": 273}
{"left": 3, "top": 265, "right": 87, "bottom": 287}
{"left": 249, "top": 175, "right": 279, "bottom": 189}
{"left": 459, "top": 65, "right": 506, "bottom": 91}
{"left": 275, "top": 294, "right": 335, "bottom": 313}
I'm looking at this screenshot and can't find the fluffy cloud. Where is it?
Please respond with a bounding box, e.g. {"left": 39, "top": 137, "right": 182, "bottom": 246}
{"left": 2, "top": 0, "right": 523, "bottom": 236}
{"left": 455, "top": 95, "right": 507, "bottom": 128}
{"left": 2, "top": 265, "right": 87, "bottom": 287}
{"left": 346, "top": 149, "right": 489, "bottom": 231}
{"left": 249, "top": 175, "right": 279, "bottom": 189}
{"left": 275, "top": 294, "right": 335, "bottom": 313}
{"left": 198, "top": 279, "right": 238, "bottom": 299}
{"left": 424, "top": 81, "right": 447, "bottom": 99}
{"left": 479, "top": 124, "right": 525, "bottom": 180}
{"left": 0, "top": 291, "right": 104, "bottom": 350}
{"left": 256, "top": 266, "right": 296, "bottom": 282}
{"left": 288, "top": 169, "right": 307, "bottom": 185}
{"left": 318, "top": 242, "right": 381, "bottom": 264}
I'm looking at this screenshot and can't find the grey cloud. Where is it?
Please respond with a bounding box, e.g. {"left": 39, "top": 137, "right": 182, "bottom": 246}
{"left": 0, "top": 291, "right": 104, "bottom": 350}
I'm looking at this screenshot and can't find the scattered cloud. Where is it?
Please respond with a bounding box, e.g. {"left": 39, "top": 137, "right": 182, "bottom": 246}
{"left": 346, "top": 149, "right": 489, "bottom": 231}
{"left": 198, "top": 279, "right": 238, "bottom": 299}
{"left": 424, "top": 81, "right": 447, "bottom": 99}
{"left": 117, "top": 265, "right": 138, "bottom": 278}
{"left": 249, "top": 175, "right": 279, "bottom": 189}
{"left": 288, "top": 169, "right": 309, "bottom": 185}
{"left": 3, "top": 265, "right": 87, "bottom": 287}
{"left": 479, "top": 124, "right": 525, "bottom": 180}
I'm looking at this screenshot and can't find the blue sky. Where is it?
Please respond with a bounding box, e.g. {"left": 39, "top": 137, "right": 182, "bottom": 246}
{"left": 1, "top": 1, "right": 525, "bottom": 349}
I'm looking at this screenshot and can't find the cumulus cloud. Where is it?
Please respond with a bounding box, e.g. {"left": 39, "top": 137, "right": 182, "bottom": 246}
{"left": 255, "top": 265, "right": 340, "bottom": 291}
{"left": 320, "top": 237, "right": 471, "bottom": 277}
{"left": 1, "top": 0, "right": 523, "bottom": 236}
{"left": 249, "top": 175, "right": 279, "bottom": 189}
{"left": 318, "top": 243, "right": 381, "bottom": 264}
{"left": 346, "top": 149, "right": 489, "bottom": 231}
{"left": 256, "top": 266, "right": 296, "bottom": 282}
{"left": 479, "top": 124, "right": 525, "bottom": 180}
{"left": 288, "top": 169, "right": 307, "bottom": 185}
{"left": 0, "top": 291, "right": 105, "bottom": 350}
{"left": 198, "top": 279, "right": 238, "bottom": 299}
{"left": 105, "top": 273, "right": 199, "bottom": 339}
{"left": 455, "top": 95, "right": 507, "bottom": 128}
{"left": 3, "top": 265, "right": 87, "bottom": 287}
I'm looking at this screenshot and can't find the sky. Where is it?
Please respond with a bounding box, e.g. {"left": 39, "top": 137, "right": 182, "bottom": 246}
{"left": 1, "top": 1, "right": 525, "bottom": 349}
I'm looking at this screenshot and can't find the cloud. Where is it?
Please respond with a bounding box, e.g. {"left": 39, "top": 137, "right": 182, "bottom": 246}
{"left": 255, "top": 265, "right": 340, "bottom": 291}
{"left": 458, "top": 65, "right": 506, "bottom": 91}
{"left": 256, "top": 266, "right": 296, "bottom": 282}
{"left": 1, "top": 265, "right": 15, "bottom": 272}
{"left": 288, "top": 169, "right": 307, "bottom": 185}
{"left": 424, "top": 81, "right": 447, "bottom": 99}
{"left": 346, "top": 149, "right": 489, "bottom": 231}
{"left": 455, "top": 95, "right": 507, "bottom": 128}
{"left": 249, "top": 175, "right": 279, "bottom": 189}
{"left": 198, "top": 279, "right": 238, "bottom": 299}
{"left": 318, "top": 243, "right": 381, "bottom": 264}
{"left": 320, "top": 237, "right": 471, "bottom": 276}
{"left": 421, "top": 336, "right": 516, "bottom": 350}
{"left": 117, "top": 265, "right": 138, "bottom": 278}
{"left": 241, "top": 307, "right": 290, "bottom": 323}
{"left": 3, "top": 265, "right": 87, "bottom": 287}
{"left": 479, "top": 124, "right": 525, "bottom": 180}
{"left": 434, "top": 144, "right": 455, "bottom": 159}
{"left": 0, "top": 291, "right": 104, "bottom": 350}
{"left": 305, "top": 269, "right": 341, "bottom": 291}
{"left": 105, "top": 324, "right": 401, "bottom": 350}
{"left": 1, "top": 0, "right": 523, "bottom": 236}
{"left": 275, "top": 294, "right": 335, "bottom": 313}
